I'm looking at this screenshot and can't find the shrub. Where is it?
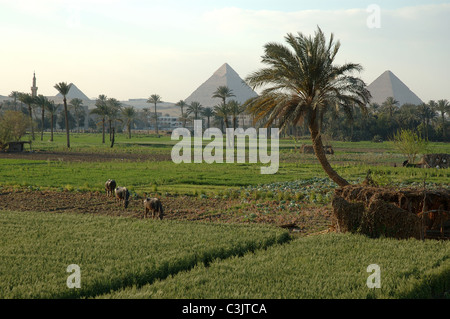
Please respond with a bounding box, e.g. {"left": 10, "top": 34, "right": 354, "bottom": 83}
{"left": 391, "top": 129, "right": 428, "bottom": 164}
{"left": 0, "top": 111, "right": 30, "bottom": 149}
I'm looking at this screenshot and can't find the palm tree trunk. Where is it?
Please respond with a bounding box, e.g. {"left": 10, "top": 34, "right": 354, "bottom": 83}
{"left": 181, "top": 107, "right": 185, "bottom": 128}
{"left": 41, "top": 107, "right": 45, "bottom": 141}
{"left": 109, "top": 120, "right": 112, "bottom": 141}
{"left": 309, "top": 122, "right": 349, "bottom": 187}
{"left": 110, "top": 127, "right": 115, "bottom": 148}
{"left": 50, "top": 113, "right": 54, "bottom": 142}
{"left": 442, "top": 113, "right": 446, "bottom": 139}
{"left": 28, "top": 105, "right": 35, "bottom": 141}
{"left": 63, "top": 98, "right": 70, "bottom": 148}
{"left": 154, "top": 103, "right": 159, "bottom": 136}
{"left": 102, "top": 118, "right": 105, "bottom": 144}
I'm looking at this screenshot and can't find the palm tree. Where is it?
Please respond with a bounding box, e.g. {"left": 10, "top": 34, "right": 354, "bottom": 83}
{"left": 212, "top": 86, "right": 235, "bottom": 105}
{"left": 212, "top": 86, "right": 235, "bottom": 131}
{"left": 213, "top": 102, "right": 230, "bottom": 130}
{"left": 147, "top": 94, "right": 162, "bottom": 136}
{"left": 381, "top": 97, "right": 399, "bottom": 135}
{"left": 122, "top": 106, "right": 136, "bottom": 139}
{"left": 18, "top": 92, "right": 36, "bottom": 140}
{"left": 69, "top": 98, "right": 85, "bottom": 133}
{"left": 45, "top": 100, "right": 60, "bottom": 142}
{"left": 176, "top": 100, "right": 188, "bottom": 128}
{"left": 142, "top": 108, "right": 152, "bottom": 134}
{"left": 187, "top": 101, "right": 203, "bottom": 120}
{"left": 228, "top": 100, "right": 245, "bottom": 129}
{"left": 106, "top": 98, "right": 122, "bottom": 145}
{"left": 435, "top": 99, "right": 449, "bottom": 140}
{"left": 381, "top": 97, "right": 399, "bottom": 118}
{"left": 179, "top": 113, "right": 191, "bottom": 129}
{"left": 201, "top": 107, "right": 214, "bottom": 129}
{"left": 54, "top": 82, "right": 72, "bottom": 148}
{"left": 9, "top": 91, "right": 19, "bottom": 110}
{"left": 90, "top": 95, "right": 108, "bottom": 143}
{"left": 245, "top": 27, "right": 371, "bottom": 187}
{"left": 418, "top": 102, "right": 435, "bottom": 140}
{"left": 34, "top": 95, "right": 49, "bottom": 141}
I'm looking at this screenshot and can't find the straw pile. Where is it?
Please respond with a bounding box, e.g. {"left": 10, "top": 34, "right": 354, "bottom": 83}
{"left": 420, "top": 153, "right": 450, "bottom": 169}
{"left": 332, "top": 185, "right": 449, "bottom": 239}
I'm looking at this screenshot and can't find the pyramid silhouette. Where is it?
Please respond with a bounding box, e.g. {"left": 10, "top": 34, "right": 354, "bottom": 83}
{"left": 367, "top": 70, "right": 423, "bottom": 106}
{"left": 55, "top": 83, "right": 91, "bottom": 101}
{"left": 185, "top": 63, "right": 258, "bottom": 107}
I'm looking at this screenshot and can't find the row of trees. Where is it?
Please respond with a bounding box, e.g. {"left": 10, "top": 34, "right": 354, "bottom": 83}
{"left": 1, "top": 85, "right": 139, "bottom": 148}
{"left": 149, "top": 88, "right": 449, "bottom": 143}
{"left": 142, "top": 86, "right": 247, "bottom": 136}
{"left": 3, "top": 84, "right": 73, "bottom": 145}
{"left": 2, "top": 85, "right": 447, "bottom": 150}
{"left": 173, "top": 86, "right": 247, "bottom": 132}
{"left": 316, "top": 97, "right": 449, "bottom": 142}
{"left": 89, "top": 94, "right": 137, "bottom": 145}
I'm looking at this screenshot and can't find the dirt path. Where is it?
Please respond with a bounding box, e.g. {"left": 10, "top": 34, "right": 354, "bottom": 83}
{"left": 0, "top": 150, "right": 172, "bottom": 162}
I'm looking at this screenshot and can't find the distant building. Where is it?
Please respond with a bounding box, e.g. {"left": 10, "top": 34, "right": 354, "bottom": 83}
{"left": 31, "top": 72, "right": 38, "bottom": 97}
{"left": 159, "top": 116, "right": 182, "bottom": 130}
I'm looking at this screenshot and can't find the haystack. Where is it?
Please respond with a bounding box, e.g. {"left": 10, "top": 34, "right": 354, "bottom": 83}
{"left": 420, "top": 154, "right": 449, "bottom": 169}
{"left": 332, "top": 185, "right": 449, "bottom": 239}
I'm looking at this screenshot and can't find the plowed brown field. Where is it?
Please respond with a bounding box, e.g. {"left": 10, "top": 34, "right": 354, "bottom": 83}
{"left": 0, "top": 188, "right": 332, "bottom": 234}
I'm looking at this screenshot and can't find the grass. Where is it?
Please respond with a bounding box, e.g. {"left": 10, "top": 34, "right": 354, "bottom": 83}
{"left": 1, "top": 132, "right": 448, "bottom": 299}
{"left": 100, "top": 232, "right": 450, "bottom": 299}
{"left": 0, "top": 210, "right": 289, "bottom": 299}
{"left": 1, "top": 158, "right": 448, "bottom": 197}
{"left": 2, "top": 211, "right": 448, "bottom": 299}
{"left": 1, "top": 132, "right": 449, "bottom": 195}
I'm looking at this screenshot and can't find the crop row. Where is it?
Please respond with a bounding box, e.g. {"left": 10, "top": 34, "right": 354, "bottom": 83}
{"left": 101, "top": 232, "right": 450, "bottom": 299}
{"left": 0, "top": 210, "right": 289, "bottom": 299}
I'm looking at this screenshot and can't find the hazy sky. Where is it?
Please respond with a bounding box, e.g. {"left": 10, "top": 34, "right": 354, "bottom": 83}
{"left": 1, "top": 0, "right": 449, "bottom": 103}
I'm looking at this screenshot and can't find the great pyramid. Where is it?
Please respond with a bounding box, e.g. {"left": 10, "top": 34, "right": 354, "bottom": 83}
{"left": 55, "top": 83, "right": 91, "bottom": 101}
{"left": 185, "top": 63, "right": 258, "bottom": 107}
{"left": 367, "top": 70, "right": 423, "bottom": 106}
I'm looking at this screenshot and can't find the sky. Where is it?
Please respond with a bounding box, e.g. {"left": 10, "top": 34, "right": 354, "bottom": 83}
{"left": 1, "top": 0, "right": 449, "bottom": 103}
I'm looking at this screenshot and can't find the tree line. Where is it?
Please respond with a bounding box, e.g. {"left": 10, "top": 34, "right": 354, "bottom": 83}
{"left": 318, "top": 97, "right": 449, "bottom": 142}
{"left": 1, "top": 71, "right": 449, "bottom": 152}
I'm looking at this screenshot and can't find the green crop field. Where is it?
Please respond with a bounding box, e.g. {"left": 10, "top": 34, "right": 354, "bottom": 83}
{"left": 0, "top": 132, "right": 449, "bottom": 300}
{"left": 0, "top": 210, "right": 289, "bottom": 299}
{"left": 101, "top": 232, "right": 450, "bottom": 299}
{"left": 1, "top": 133, "right": 449, "bottom": 195}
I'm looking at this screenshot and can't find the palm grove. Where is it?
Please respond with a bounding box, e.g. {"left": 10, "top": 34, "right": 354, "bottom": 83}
{"left": 0, "top": 27, "right": 448, "bottom": 153}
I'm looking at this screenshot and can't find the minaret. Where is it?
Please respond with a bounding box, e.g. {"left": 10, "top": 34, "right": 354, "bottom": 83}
{"left": 31, "top": 72, "right": 38, "bottom": 97}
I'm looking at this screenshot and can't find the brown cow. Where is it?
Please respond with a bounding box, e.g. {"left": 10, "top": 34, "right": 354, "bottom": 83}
{"left": 105, "top": 179, "right": 117, "bottom": 197}
{"left": 143, "top": 196, "right": 164, "bottom": 220}
{"left": 115, "top": 186, "right": 130, "bottom": 208}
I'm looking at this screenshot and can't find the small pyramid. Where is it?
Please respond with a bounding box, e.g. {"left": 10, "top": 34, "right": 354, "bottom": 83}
{"left": 367, "top": 70, "right": 423, "bottom": 106}
{"left": 55, "top": 83, "right": 90, "bottom": 101}
{"left": 185, "top": 63, "right": 258, "bottom": 107}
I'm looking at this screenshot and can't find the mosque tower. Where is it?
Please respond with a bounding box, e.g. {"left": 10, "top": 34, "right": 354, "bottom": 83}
{"left": 31, "top": 72, "right": 38, "bottom": 97}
